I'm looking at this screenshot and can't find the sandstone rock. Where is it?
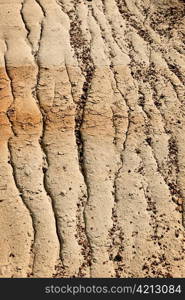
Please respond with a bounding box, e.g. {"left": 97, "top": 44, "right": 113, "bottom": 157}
{"left": 0, "top": 0, "right": 185, "bottom": 278}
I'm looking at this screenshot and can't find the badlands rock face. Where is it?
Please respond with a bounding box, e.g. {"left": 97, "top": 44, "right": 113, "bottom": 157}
{"left": 0, "top": 0, "right": 185, "bottom": 278}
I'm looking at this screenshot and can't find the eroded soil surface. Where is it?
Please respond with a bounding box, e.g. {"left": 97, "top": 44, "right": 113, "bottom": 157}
{"left": 0, "top": 0, "right": 185, "bottom": 277}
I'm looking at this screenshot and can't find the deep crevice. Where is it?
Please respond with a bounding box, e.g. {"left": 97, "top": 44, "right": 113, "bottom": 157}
{"left": 62, "top": 1, "right": 94, "bottom": 275}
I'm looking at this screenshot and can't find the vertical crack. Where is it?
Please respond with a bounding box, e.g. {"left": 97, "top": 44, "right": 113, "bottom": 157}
{"left": 4, "top": 42, "right": 36, "bottom": 274}
{"left": 38, "top": 118, "right": 65, "bottom": 266}
{"left": 60, "top": 1, "right": 95, "bottom": 275}
{"left": 35, "top": 0, "right": 46, "bottom": 17}
{"left": 20, "top": 0, "right": 32, "bottom": 49}
{"left": 109, "top": 67, "right": 131, "bottom": 277}
{"left": 32, "top": 0, "right": 63, "bottom": 267}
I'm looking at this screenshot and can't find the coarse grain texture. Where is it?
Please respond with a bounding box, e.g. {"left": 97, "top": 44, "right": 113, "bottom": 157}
{"left": 0, "top": 0, "right": 185, "bottom": 278}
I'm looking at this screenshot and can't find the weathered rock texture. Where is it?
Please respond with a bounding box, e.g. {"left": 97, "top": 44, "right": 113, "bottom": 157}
{"left": 0, "top": 0, "right": 185, "bottom": 278}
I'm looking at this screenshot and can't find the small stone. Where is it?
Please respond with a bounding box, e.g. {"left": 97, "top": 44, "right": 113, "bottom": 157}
{"left": 60, "top": 190, "right": 66, "bottom": 196}
{"left": 179, "top": 207, "right": 183, "bottom": 213}
{"left": 114, "top": 255, "right": 122, "bottom": 262}
{"left": 24, "top": 168, "right": 31, "bottom": 176}
{"left": 58, "top": 152, "right": 64, "bottom": 155}
{"left": 177, "top": 199, "right": 183, "bottom": 205}
{"left": 172, "top": 195, "right": 178, "bottom": 203}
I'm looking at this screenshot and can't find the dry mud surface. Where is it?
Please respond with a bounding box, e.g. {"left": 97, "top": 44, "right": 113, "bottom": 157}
{"left": 0, "top": 0, "right": 185, "bottom": 278}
